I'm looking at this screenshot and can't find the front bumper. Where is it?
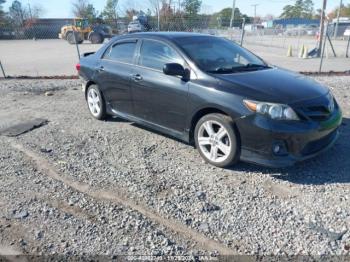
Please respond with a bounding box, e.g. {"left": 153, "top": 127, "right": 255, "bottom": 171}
{"left": 236, "top": 106, "right": 342, "bottom": 168}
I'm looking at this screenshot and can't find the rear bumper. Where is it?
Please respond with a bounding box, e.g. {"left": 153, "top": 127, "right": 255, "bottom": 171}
{"left": 236, "top": 106, "right": 342, "bottom": 168}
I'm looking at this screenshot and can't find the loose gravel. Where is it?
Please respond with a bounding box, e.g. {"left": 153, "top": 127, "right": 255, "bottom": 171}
{"left": 0, "top": 77, "right": 349, "bottom": 257}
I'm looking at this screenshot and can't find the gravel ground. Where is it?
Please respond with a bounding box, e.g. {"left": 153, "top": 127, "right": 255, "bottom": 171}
{"left": 0, "top": 77, "right": 349, "bottom": 258}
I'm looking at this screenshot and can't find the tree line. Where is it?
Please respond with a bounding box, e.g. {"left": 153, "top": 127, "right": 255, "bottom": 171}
{"left": 280, "top": 0, "right": 350, "bottom": 20}
{"left": 0, "top": 0, "right": 43, "bottom": 28}
{"left": 68, "top": 0, "right": 255, "bottom": 29}
{"left": 1, "top": 0, "right": 350, "bottom": 30}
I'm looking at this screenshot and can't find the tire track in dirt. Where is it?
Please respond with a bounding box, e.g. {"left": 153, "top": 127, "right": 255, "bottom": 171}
{"left": 0, "top": 245, "right": 25, "bottom": 261}
{"left": 9, "top": 140, "right": 236, "bottom": 255}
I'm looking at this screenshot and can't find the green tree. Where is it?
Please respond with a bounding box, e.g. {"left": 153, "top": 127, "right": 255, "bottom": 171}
{"left": 280, "top": 0, "right": 314, "bottom": 19}
{"left": 182, "top": 0, "right": 202, "bottom": 16}
{"left": 210, "top": 7, "right": 252, "bottom": 28}
{"left": 85, "top": 4, "right": 98, "bottom": 22}
{"left": 9, "top": 0, "right": 27, "bottom": 27}
{"left": 0, "top": 0, "right": 7, "bottom": 26}
{"left": 301, "top": 0, "right": 314, "bottom": 18}
{"left": 102, "top": 0, "right": 118, "bottom": 21}
{"left": 328, "top": 4, "right": 350, "bottom": 19}
{"left": 0, "top": 0, "right": 5, "bottom": 15}
{"left": 72, "top": 0, "right": 99, "bottom": 23}
{"left": 72, "top": 0, "right": 88, "bottom": 17}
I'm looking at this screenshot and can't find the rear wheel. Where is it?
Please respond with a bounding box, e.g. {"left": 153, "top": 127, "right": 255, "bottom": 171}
{"left": 194, "top": 113, "right": 240, "bottom": 168}
{"left": 86, "top": 85, "right": 107, "bottom": 120}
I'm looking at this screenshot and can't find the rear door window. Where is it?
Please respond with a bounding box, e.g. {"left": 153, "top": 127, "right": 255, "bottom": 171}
{"left": 103, "top": 42, "right": 137, "bottom": 64}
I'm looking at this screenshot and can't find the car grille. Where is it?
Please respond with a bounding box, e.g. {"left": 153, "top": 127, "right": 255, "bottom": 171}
{"left": 301, "top": 129, "right": 338, "bottom": 156}
{"left": 295, "top": 93, "right": 336, "bottom": 122}
{"left": 300, "top": 105, "right": 333, "bottom": 121}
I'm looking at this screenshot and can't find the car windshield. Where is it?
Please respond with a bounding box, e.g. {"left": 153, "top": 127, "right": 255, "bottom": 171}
{"left": 175, "top": 36, "right": 269, "bottom": 74}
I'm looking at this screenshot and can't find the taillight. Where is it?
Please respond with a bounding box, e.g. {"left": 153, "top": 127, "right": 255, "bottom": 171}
{"left": 76, "top": 63, "right": 81, "bottom": 71}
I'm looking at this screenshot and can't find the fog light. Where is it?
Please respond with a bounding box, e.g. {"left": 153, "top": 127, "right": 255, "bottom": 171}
{"left": 273, "top": 144, "right": 281, "bottom": 154}
{"left": 272, "top": 141, "right": 288, "bottom": 156}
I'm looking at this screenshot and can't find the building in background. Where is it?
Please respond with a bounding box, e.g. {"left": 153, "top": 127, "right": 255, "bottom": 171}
{"left": 0, "top": 18, "right": 74, "bottom": 39}
{"left": 271, "top": 18, "right": 320, "bottom": 29}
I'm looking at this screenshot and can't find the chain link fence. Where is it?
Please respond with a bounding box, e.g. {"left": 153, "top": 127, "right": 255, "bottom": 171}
{"left": 0, "top": 16, "right": 349, "bottom": 77}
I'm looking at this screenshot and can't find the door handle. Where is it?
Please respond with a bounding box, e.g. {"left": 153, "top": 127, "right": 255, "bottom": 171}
{"left": 132, "top": 74, "right": 143, "bottom": 81}
{"left": 97, "top": 66, "right": 105, "bottom": 72}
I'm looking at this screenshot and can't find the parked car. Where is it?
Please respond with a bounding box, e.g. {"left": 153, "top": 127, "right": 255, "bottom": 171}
{"left": 306, "top": 25, "right": 319, "bottom": 36}
{"left": 284, "top": 27, "right": 304, "bottom": 36}
{"left": 344, "top": 26, "right": 350, "bottom": 37}
{"left": 128, "top": 21, "right": 145, "bottom": 33}
{"left": 284, "top": 25, "right": 318, "bottom": 36}
{"left": 77, "top": 32, "right": 342, "bottom": 168}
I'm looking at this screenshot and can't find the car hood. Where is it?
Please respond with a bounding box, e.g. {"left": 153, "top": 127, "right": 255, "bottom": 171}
{"left": 215, "top": 68, "right": 329, "bottom": 104}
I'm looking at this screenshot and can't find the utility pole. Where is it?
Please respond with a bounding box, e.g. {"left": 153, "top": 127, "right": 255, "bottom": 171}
{"left": 317, "top": 0, "right": 327, "bottom": 57}
{"left": 252, "top": 4, "right": 259, "bottom": 24}
{"left": 334, "top": 0, "right": 343, "bottom": 39}
{"left": 27, "top": 1, "right": 33, "bottom": 20}
{"left": 157, "top": 0, "right": 160, "bottom": 31}
{"left": 229, "top": 0, "right": 236, "bottom": 28}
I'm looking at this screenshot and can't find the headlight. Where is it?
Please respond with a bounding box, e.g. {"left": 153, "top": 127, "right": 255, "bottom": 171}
{"left": 243, "top": 100, "right": 300, "bottom": 121}
{"left": 326, "top": 92, "right": 335, "bottom": 112}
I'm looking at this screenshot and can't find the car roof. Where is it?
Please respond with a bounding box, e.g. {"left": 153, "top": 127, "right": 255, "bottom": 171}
{"left": 112, "top": 32, "right": 214, "bottom": 42}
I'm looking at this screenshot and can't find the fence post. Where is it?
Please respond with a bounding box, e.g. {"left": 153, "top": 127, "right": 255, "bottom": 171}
{"left": 0, "top": 60, "right": 6, "bottom": 78}
{"left": 240, "top": 18, "right": 246, "bottom": 47}
{"left": 319, "top": 23, "right": 329, "bottom": 73}
{"left": 326, "top": 33, "right": 337, "bottom": 57}
{"left": 73, "top": 29, "right": 81, "bottom": 60}
{"left": 346, "top": 36, "right": 350, "bottom": 58}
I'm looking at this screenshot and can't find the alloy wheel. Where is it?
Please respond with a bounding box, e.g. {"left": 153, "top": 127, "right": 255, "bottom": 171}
{"left": 87, "top": 88, "right": 101, "bottom": 117}
{"left": 197, "top": 120, "right": 232, "bottom": 163}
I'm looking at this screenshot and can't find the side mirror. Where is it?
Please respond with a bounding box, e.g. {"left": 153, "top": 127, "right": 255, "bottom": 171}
{"left": 163, "top": 63, "right": 186, "bottom": 77}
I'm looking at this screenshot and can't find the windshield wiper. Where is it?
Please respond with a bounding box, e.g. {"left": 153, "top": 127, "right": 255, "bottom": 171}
{"left": 208, "top": 64, "right": 270, "bottom": 74}
{"left": 245, "top": 63, "right": 269, "bottom": 68}
{"left": 231, "top": 63, "right": 270, "bottom": 72}
{"left": 207, "top": 67, "right": 234, "bottom": 74}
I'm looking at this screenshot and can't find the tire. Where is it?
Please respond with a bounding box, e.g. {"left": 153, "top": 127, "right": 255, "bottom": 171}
{"left": 86, "top": 85, "right": 107, "bottom": 120}
{"left": 194, "top": 113, "right": 240, "bottom": 168}
{"left": 66, "top": 32, "right": 82, "bottom": 45}
{"left": 89, "top": 32, "right": 104, "bottom": 44}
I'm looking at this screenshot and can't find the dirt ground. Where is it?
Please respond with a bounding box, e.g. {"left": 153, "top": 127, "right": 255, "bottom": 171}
{"left": 0, "top": 77, "right": 349, "bottom": 258}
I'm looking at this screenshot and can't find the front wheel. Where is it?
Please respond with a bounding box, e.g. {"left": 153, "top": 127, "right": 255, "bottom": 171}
{"left": 194, "top": 113, "right": 240, "bottom": 168}
{"left": 66, "top": 32, "right": 83, "bottom": 44}
{"left": 89, "top": 32, "right": 104, "bottom": 44}
{"left": 86, "top": 85, "right": 107, "bottom": 120}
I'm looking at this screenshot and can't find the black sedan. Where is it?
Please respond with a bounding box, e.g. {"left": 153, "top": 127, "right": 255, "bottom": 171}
{"left": 77, "top": 32, "right": 342, "bottom": 168}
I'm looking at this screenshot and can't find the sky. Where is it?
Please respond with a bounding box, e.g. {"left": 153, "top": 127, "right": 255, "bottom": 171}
{"left": 2, "top": 0, "right": 344, "bottom": 18}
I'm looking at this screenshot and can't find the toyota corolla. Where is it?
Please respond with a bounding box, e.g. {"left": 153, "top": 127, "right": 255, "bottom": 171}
{"left": 77, "top": 32, "right": 342, "bottom": 168}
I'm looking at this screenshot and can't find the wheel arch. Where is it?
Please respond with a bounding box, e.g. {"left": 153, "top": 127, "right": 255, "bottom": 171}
{"left": 189, "top": 107, "right": 241, "bottom": 145}
{"left": 84, "top": 81, "right": 107, "bottom": 103}
{"left": 84, "top": 80, "right": 97, "bottom": 98}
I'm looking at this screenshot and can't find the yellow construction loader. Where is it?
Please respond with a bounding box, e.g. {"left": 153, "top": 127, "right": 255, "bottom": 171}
{"left": 59, "top": 18, "right": 112, "bottom": 44}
